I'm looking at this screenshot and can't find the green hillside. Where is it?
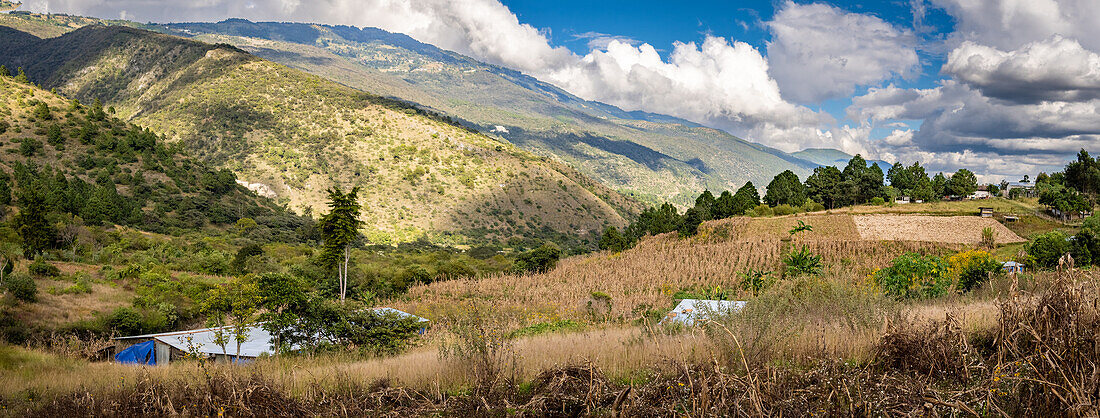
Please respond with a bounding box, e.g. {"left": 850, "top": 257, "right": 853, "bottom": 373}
{"left": 0, "top": 13, "right": 818, "bottom": 205}
{"left": 0, "top": 69, "right": 305, "bottom": 239}
{"left": 0, "top": 25, "right": 639, "bottom": 247}
{"left": 160, "top": 20, "right": 819, "bottom": 205}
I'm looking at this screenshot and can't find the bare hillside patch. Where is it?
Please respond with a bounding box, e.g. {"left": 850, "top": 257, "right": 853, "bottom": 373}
{"left": 854, "top": 215, "right": 1025, "bottom": 244}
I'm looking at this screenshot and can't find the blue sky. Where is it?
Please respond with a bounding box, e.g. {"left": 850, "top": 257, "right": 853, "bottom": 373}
{"left": 18, "top": 0, "right": 1100, "bottom": 181}
{"left": 503, "top": 0, "right": 954, "bottom": 134}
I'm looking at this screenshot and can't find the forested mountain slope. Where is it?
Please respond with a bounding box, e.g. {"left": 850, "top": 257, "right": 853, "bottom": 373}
{"left": 0, "top": 25, "right": 640, "bottom": 246}
{"left": 0, "top": 70, "right": 307, "bottom": 240}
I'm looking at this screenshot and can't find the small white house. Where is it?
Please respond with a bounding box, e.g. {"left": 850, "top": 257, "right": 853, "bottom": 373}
{"left": 894, "top": 196, "right": 911, "bottom": 204}
{"left": 661, "top": 299, "right": 746, "bottom": 326}
{"left": 969, "top": 190, "right": 991, "bottom": 199}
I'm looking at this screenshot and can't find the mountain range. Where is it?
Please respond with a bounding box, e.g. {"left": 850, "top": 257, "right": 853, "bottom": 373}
{"left": 0, "top": 22, "right": 640, "bottom": 247}
{"left": 0, "top": 12, "right": 833, "bottom": 206}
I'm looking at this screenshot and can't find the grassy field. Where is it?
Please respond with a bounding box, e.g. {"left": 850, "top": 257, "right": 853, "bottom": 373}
{"left": 0, "top": 199, "right": 1095, "bottom": 415}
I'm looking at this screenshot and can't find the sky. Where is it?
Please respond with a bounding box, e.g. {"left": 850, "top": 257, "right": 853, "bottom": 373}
{"left": 18, "top": 0, "right": 1100, "bottom": 182}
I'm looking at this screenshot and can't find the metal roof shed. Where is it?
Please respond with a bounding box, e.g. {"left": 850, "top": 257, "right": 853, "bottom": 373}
{"left": 661, "top": 299, "right": 746, "bottom": 326}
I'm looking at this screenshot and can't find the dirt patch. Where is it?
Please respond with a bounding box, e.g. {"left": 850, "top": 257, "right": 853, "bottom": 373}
{"left": 853, "top": 215, "right": 1025, "bottom": 244}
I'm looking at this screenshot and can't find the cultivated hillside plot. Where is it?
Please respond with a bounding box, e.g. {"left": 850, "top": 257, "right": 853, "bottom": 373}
{"left": 853, "top": 215, "right": 1025, "bottom": 244}
{"left": 700, "top": 212, "right": 1024, "bottom": 245}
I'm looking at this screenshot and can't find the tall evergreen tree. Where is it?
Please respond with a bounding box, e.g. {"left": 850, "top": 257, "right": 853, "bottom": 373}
{"left": 804, "top": 165, "right": 843, "bottom": 209}
{"left": 765, "top": 170, "right": 806, "bottom": 207}
{"left": 693, "top": 190, "right": 716, "bottom": 221}
{"left": 931, "top": 172, "right": 948, "bottom": 199}
{"left": 319, "top": 187, "right": 363, "bottom": 302}
{"left": 14, "top": 188, "right": 57, "bottom": 257}
{"left": 731, "top": 182, "right": 760, "bottom": 215}
{"left": 712, "top": 190, "right": 736, "bottom": 219}
{"left": 13, "top": 67, "right": 28, "bottom": 83}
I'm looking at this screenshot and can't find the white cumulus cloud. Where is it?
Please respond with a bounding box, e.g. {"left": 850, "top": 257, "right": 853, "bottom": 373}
{"left": 765, "top": 1, "right": 920, "bottom": 103}
{"left": 944, "top": 36, "right": 1100, "bottom": 104}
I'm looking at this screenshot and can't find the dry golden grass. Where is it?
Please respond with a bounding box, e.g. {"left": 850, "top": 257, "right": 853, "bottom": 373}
{"left": 396, "top": 233, "right": 963, "bottom": 323}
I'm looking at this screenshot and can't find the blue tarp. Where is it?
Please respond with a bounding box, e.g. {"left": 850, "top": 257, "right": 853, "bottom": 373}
{"left": 115, "top": 340, "right": 155, "bottom": 365}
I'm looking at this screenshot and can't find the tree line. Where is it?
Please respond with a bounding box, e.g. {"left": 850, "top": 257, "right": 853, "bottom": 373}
{"left": 600, "top": 154, "right": 982, "bottom": 252}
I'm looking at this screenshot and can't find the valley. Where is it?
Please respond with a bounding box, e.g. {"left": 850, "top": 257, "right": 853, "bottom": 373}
{"left": 0, "top": 4, "right": 1097, "bottom": 417}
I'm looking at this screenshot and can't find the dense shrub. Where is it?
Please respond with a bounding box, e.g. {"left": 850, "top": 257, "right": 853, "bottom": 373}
{"left": 598, "top": 227, "right": 630, "bottom": 252}
{"left": 772, "top": 204, "right": 797, "bottom": 216}
{"left": 513, "top": 244, "right": 562, "bottom": 274}
{"left": 1027, "top": 231, "right": 1071, "bottom": 269}
{"left": 873, "top": 253, "right": 952, "bottom": 299}
{"left": 28, "top": 258, "right": 60, "bottom": 277}
{"left": 105, "top": 307, "right": 143, "bottom": 336}
{"left": 947, "top": 250, "right": 1001, "bottom": 292}
{"left": 5, "top": 273, "right": 37, "bottom": 303}
{"left": 870, "top": 197, "right": 886, "bottom": 206}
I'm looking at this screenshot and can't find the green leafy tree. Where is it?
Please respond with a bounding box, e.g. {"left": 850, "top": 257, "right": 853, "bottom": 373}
{"left": 0, "top": 65, "right": 9, "bottom": 77}
{"left": 764, "top": 170, "right": 806, "bottom": 207}
{"left": 513, "top": 243, "right": 562, "bottom": 274}
{"left": 625, "top": 203, "right": 681, "bottom": 240}
{"left": 33, "top": 102, "right": 50, "bottom": 121}
{"left": 598, "top": 226, "right": 630, "bottom": 252}
{"left": 319, "top": 187, "right": 363, "bottom": 302}
{"left": 1027, "top": 231, "right": 1071, "bottom": 269}
{"left": 4, "top": 273, "right": 36, "bottom": 303}
{"left": 948, "top": 169, "right": 979, "bottom": 197}
{"left": 0, "top": 242, "right": 20, "bottom": 288}
{"left": 692, "top": 190, "right": 716, "bottom": 221}
{"left": 256, "top": 273, "right": 311, "bottom": 353}
{"left": 1064, "top": 149, "right": 1100, "bottom": 195}
{"left": 678, "top": 207, "right": 705, "bottom": 237}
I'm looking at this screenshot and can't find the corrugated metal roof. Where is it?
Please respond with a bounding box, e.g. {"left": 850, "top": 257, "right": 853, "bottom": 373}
{"left": 152, "top": 325, "right": 278, "bottom": 358}
{"left": 661, "top": 299, "right": 746, "bottom": 326}
{"left": 373, "top": 307, "right": 430, "bottom": 322}
{"left": 111, "top": 308, "right": 429, "bottom": 358}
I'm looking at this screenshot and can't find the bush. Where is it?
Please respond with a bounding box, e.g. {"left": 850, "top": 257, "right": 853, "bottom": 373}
{"left": 870, "top": 197, "right": 886, "bottom": 206}
{"left": 28, "top": 258, "right": 60, "bottom": 278}
{"left": 5, "top": 273, "right": 37, "bottom": 303}
{"left": 802, "top": 201, "right": 826, "bottom": 213}
{"left": 752, "top": 204, "right": 773, "bottom": 217}
{"left": 783, "top": 246, "right": 822, "bottom": 277}
{"left": 513, "top": 244, "right": 562, "bottom": 274}
{"left": 947, "top": 250, "right": 1001, "bottom": 292}
{"left": 1027, "top": 231, "right": 1071, "bottom": 269}
{"left": 598, "top": 226, "right": 631, "bottom": 252}
{"left": 773, "top": 204, "right": 797, "bottom": 216}
{"left": 105, "top": 307, "right": 144, "bottom": 336}
{"left": 874, "top": 253, "right": 952, "bottom": 299}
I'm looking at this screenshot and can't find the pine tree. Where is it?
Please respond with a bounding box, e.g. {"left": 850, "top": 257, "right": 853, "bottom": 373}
{"left": 15, "top": 188, "right": 57, "bottom": 257}
{"left": 319, "top": 187, "right": 363, "bottom": 302}
{"left": 14, "top": 67, "right": 28, "bottom": 83}
{"left": 765, "top": 170, "right": 806, "bottom": 207}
